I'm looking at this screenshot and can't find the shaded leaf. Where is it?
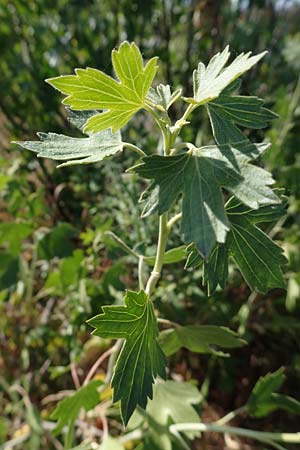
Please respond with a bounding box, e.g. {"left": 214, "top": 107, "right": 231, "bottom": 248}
{"left": 247, "top": 368, "right": 300, "bottom": 418}
{"left": 133, "top": 143, "right": 279, "bottom": 258}
{"left": 51, "top": 380, "right": 102, "bottom": 434}
{"left": 88, "top": 290, "right": 166, "bottom": 425}
{"left": 187, "top": 198, "right": 287, "bottom": 294}
{"left": 159, "top": 325, "right": 245, "bottom": 357}
{"left": 47, "top": 41, "right": 158, "bottom": 133}
{"left": 144, "top": 246, "right": 186, "bottom": 266}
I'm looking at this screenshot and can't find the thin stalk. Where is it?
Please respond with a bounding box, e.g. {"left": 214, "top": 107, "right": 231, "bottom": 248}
{"left": 124, "top": 142, "right": 147, "bottom": 157}
{"left": 138, "top": 256, "right": 145, "bottom": 290}
{"left": 215, "top": 406, "right": 247, "bottom": 426}
{"left": 145, "top": 213, "right": 169, "bottom": 296}
{"left": 167, "top": 212, "right": 182, "bottom": 230}
{"left": 64, "top": 418, "right": 75, "bottom": 449}
{"left": 83, "top": 344, "right": 118, "bottom": 386}
{"left": 169, "top": 423, "right": 300, "bottom": 444}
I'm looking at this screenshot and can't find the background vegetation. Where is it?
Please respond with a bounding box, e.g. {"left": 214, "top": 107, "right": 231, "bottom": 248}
{"left": 1, "top": 0, "right": 300, "bottom": 448}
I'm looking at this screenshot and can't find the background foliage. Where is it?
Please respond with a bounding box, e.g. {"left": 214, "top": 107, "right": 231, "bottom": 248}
{"left": 1, "top": 0, "right": 300, "bottom": 448}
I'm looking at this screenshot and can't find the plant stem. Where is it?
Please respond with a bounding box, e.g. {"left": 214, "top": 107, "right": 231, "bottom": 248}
{"left": 64, "top": 418, "right": 75, "bottom": 449}
{"left": 145, "top": 213, "right": 169, "bottom": 296}
{"left": 83, "top": 344, "right": 118, "bottom": 386}
{"left": 169, "top": 423, "right": 300, "bottom": 445}
{"left": 215, "top": 406, "right": 247, "bottom": 425}
{"left": 138, "top": 256, "right": 145, "bottom": 290}
{"left": 167, "top": 212, "right": 182, "bottom": 230}
{"left": 124, "top": 142, "right": 147, "bottom": 157}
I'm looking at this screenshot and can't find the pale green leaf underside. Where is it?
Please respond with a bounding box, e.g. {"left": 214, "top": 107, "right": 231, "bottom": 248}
{"left": 159, "top": 325, "right": 245, "bottom": 357}
{"left": 186, "top": 46, "right": 267, "bottom": 105}
{"left": 51, "top": 380, "right": 102, "bottom": 434}
{"left": 87, "top": 290, "right": 166, "bottom": 425}
{"left": 99, "top": 437, "right": 124, "bottom": 450}
{"left": 15, "top": 129, "right": 124, "bottom": 167}
{"left": 46, "top": 41, "right": 158, "bottom": 133}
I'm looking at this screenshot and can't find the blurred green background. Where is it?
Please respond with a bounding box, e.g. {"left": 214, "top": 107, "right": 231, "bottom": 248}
{"left": 1, "top": 0, "right": 300, "bottom": 449}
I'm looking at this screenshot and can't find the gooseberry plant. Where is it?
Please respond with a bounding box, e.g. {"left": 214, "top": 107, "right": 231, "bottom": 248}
{"left": 16, "top": 42, "right": 300, "bottom": 449}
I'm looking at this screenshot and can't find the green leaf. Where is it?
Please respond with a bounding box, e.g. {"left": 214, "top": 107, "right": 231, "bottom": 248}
{"left": 51, "top": 380, "right": 102, "bottom": 434}
{"left": 247, "top": 368, "right": 300, "bottom": 418}
{"left": 0, "top": 222, "right": 32, "bottom": 255}
{"left": 37, "top": 223, "right": 77, "bottom": 260}
{"left": 133, "top": 143, "right": 279, "bottom": 258}
{"left": 208, "top": 94, "right": 277, "bottom": 130}
{"left": 159, "top": 325, "right": 245, "bottom": 357}
{"left": 99, "top": 436, "right": 124, "bottom": 450}
{"left": 187, "top": 198, "right": 287, "bottom": 294}
{"left": 144, "top": 246, "right": 186, "bottom": 266}
{"left": 88, "top": 290, "right": 166, "bottom": 425}
{"left": 147, "top": 84, "right": 182, "bottom": 111}
{"left": 185, "top": 46, "right": 267, "bottom": 106}
{"left": 137, "top": 381, "right": 201, "bottom": 450}
{"left": 46, "top": 41, "right": 158, "bottom": 133}
{"left": 227, "top": 214, "right": 287, "bottom": 293}
{"left": 14, "top": 128, "right": 124, "bottom": 168}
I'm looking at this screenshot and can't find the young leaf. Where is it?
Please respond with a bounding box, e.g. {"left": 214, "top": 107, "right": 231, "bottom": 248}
{"left": 185, "top": 46, "right": 267, "bottom": 106}
{"left": 147, "top": 84, "right": 182, "bottom": 111}
{"left": 87, "top": 290, "right": 166, "bottom": 425}
{"left": 133, "top": 143, "right": 279, "bottom": 258}
{"left": 247, "top": 368, "right": 300, "bottom": 418}
{"left": 51, "top": 380, "right": 102, "bottom": 434}
{"left": 187, "top": 198, "right": 287, "bottom": 294}
{"left": 159, "top": 325, "right": 245, "bottom": 357}
{"left": 46, "top": 41, "right": 158, "bottom": 133}
{"left": 14, "top": 129, "right": 124, "bottom": 168}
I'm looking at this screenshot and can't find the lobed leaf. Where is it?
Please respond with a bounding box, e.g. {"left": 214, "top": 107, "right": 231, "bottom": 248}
{"left": 88, "top": 290, "right": 166, "bottom": 425}
{"left": 247, "top": 368, "right": 300, "bottom": 418}
{"left": 15, "top": 129, "right": 124, "bottom": 167}
{"left": 51, "top": 380, "right": 102, "bottom": 434}
{"left": 185, "top": 46, "right": 267, "bottom": 106}
{"left": 187, "top": 198, "right": 287, "bottom": 294}
{"left": 159, "top": 325, "right": 245, "bottom": 357}
{"left": 46, "top": 41, "right": 158, "bottom": 133}
{"left": 133, "top": 143, "right": 279, "bottom": 259}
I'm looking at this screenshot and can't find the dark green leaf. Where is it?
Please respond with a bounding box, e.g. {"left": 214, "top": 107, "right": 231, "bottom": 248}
{"left": 88, "top": 290, "right": 166, "bottom": 425}
{"left": 187, "top": 198, "right": 287, "bottom": 294}
{"left": 51, "top": 380, "right": 102, "bottom": 434}
{"left": 37, "top": 223, "right": 77, "bottom": 260}
{"left": 227, "top": 214, "right": 287, "bottom": 293}
{"left": 159, "top": 325, "right": 245, "bottom": 357}
{"left": 209, "top": 95, "right": 277, "bottom": 129}
{"left": 133, "top": 143, "right": 279, "bottom": 258}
